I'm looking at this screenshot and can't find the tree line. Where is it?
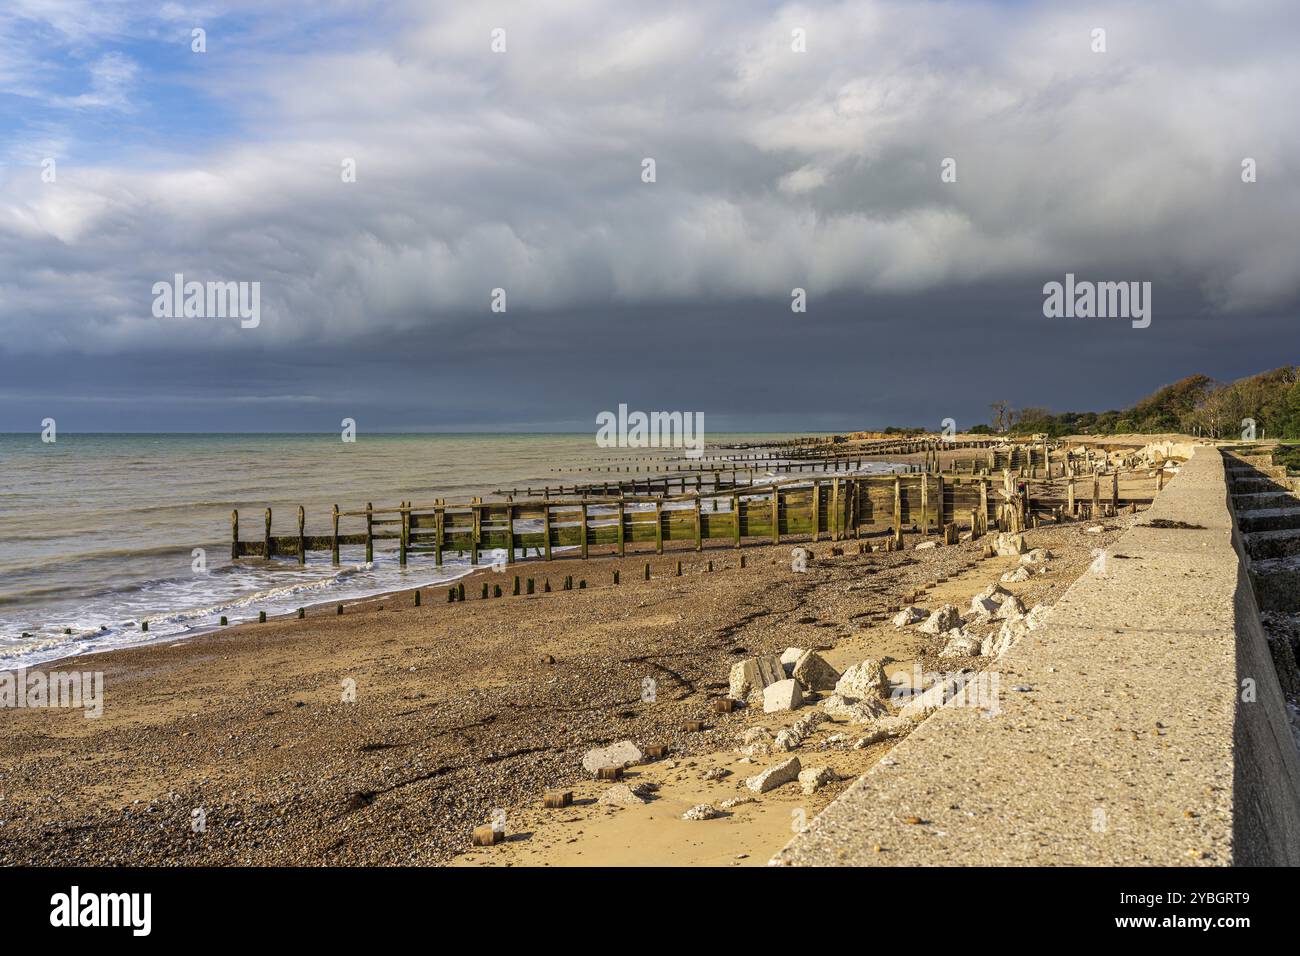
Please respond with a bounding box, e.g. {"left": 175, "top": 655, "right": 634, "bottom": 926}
{"left": 980, "top": 367, "right": 1300, "bottom": 439}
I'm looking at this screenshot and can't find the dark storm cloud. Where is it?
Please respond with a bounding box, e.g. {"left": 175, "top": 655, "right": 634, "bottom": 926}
{"left": 2, "top": 0, "right": 1299, "bottom": 429}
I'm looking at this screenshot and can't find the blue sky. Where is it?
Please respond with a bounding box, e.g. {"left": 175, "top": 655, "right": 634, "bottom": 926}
{"left": 0, "top": 3, "right": 392, "bottom": 167}
{"left": 1, "top": 1, "right": 1299, "bottom": 431}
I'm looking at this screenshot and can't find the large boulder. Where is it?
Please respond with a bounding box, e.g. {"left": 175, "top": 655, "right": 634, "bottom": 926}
{"left": 1023, "top": 603, "right": 1051, "bottom": 630}
{"left": 994, "top": 532, "right": 1027, "bottom": 556}
{"left": 969, "top": 584, "right": 1012, "bottom": 620}
{"left": 581, "top": 740, "right": 643, "bottom": 774}
{"left": 729, "top": 654, "right": 785, "bottom": 701}
{"left": 763, "top": 678, "right": 804, "bottom": 713}
{"left": 773, "top": 711, "right": 826, "bottom": 750}
{"left": 799, "top": 766, "right": 837, "bottom": 794}
{"left": 981, "top": 619, "right": 1019, "bottom": 658}
{"left": 681, "top": 804, "right": 722, "bottom": 821}
{"left": 996, "top": 595, "right": 1026, "bottom": 620}
{"left": 823, "top": 693, "right": 890, "bottom": 723}
{"left": 834, "top": 659, "right": 890, "bottom": 701}
{"left": 780, "top": 647, "right": 806, "bottom": 675}
{"left": 938, "top": 629, "right": 981, "bottom": 658}
{"left": 746, "top": 756, "right": 801, "bottom": 793}
{"left": 893, "top": 605, "right": 928, "bottom": 627}
{"left": 918, "top": 604, "right": 962, "bottom": 634}
{"left": 896, "top": 674, "right": 970, "bottom": 720}
{"left": 980, "top": 604, "right": 1044, "bottom": 657}
{"left": 1000, "top": 566, "right": 1031, "bottom": 584}
{"left": 854, "top": 715, "right": 916, "bottom": 747}
{"left": 792, "top": 650, "right": 840, "bottom": 692}
{"left": 597, "top": 782, "right": 650, "bottom": 807}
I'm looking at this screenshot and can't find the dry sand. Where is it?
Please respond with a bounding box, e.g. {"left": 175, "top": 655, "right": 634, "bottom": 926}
{"left": 0, "top": 492, "right": 1146, "bottom": 866}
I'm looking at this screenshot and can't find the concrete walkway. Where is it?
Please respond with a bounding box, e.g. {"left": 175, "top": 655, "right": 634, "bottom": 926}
{"left": 775, "top": 446, "right": 1300, "bottom": 866}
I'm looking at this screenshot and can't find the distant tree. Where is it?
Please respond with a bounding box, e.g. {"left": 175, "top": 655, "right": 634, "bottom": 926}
{"left": 989, "top": 401, "right": 1017, "bottom": 433}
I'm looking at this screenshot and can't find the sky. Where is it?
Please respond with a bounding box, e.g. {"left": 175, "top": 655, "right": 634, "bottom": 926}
{"left": 1, "top": 0, "right": 1298, "bottom": 433}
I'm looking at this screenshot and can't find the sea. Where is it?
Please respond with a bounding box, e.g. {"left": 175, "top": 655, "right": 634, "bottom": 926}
{"left": 1, "top": 432, "right": 899, "bottom": 669}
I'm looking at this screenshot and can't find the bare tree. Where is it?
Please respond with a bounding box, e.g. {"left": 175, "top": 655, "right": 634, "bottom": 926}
{"left": 989, "top": 401, "right": 1017, "bottom": 433}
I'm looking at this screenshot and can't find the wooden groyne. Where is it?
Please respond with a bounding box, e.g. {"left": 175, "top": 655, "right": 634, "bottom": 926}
{"left": 230, "top": 440, "right": 1156, "bottom": 568}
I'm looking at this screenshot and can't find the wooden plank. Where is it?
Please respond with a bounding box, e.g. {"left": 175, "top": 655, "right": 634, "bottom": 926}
{"left": 771, "top": 489, "right": 780, "bottom": 544}
{"left": 693, "top": 495, "right": 702, "bottom": 551}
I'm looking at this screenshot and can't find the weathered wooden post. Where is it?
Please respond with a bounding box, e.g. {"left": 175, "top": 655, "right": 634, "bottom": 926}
{"left": 1092, "top": 476, "right": 1101, "bottom": 519}
{"left": 892, "top": 476, "right": 902, "bottom": 546}
{"left": 504, "top": 499, "right": 515, "bottom": 564}
{"left": 1156, "top": 467, "right": 1165, "bottom": 491}
{"left": 978, "top": 480, "right": 988, "bottom": 535}
{"left": 936, "top": 474, "right": 946, "bottom": 531}
{"left": 693, "top": 494, "right": 703, "bottom": 551}
{"left": 331, "top": 504, "right": 340, "bottom": 565}
{"left": 231, "top": 509, "right": 239, "bottom": 560}
{"left": 617, "top": 496, "right": 626, "bottom": 557}
{"left": 298, "top": 505, "right": 306, "bottom": 565}
{"left": 435, "top": 499, "right": 445, "bottom": 566}
{"left": 920, "top": 474, "right": 929, "bottom": 535}
{"left": 732, "top": 491, "right": 741, "bottom": 547}
{"left": 264, "top": 508, "right": 273, "bottom": 560}
{"left": 811, "top": 479, "right": 821, "bottom": 542}
{"left": 365, "top": 502, "right": 374, "bottom": 563}
{"left": 1067, "top": 478, "right": 1076, "bottom": 516}
{"left": 1111, "top": 471, "right": 1119, "bottom": 515}
{"left": 542, "top": 501, "right": 552, "bottom": 561}
{"left": 771, "top": 488, "right": 780, "bottom": 544}
{"left": 580, "top": 501, "right": 589, "bottom": 559}
{"left": 471, "top": 498, "right": 481, "bottom": 565}
{"left": 831, "top": 477, "right": 841, "bottom": 541}
{"left": 654, "top": 496, "right": 664, "bottom": 555}
{"left": 399, "top": 501, "right": 408, "bottom": 567}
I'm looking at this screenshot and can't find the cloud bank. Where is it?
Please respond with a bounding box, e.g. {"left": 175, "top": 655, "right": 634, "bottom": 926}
{"left": 1, "top": 0, "right": 1297, "bottom": 357}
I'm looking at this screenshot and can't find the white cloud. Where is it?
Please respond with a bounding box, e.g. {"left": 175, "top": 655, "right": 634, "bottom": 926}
{"left": 1, "top": 0, "right": 1299, "bottom": 356}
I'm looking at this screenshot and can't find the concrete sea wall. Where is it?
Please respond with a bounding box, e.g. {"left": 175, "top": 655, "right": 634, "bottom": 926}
{"left": 777, "top": 446, "right": 1300, "bottom": 866}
